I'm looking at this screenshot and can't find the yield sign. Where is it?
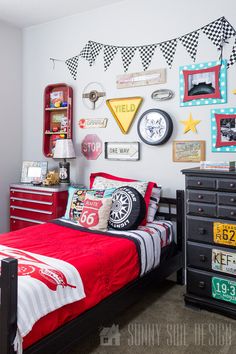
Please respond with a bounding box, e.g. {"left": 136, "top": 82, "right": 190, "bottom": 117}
{"left": 106, "top": 96, "right": 143, "bottom": 134}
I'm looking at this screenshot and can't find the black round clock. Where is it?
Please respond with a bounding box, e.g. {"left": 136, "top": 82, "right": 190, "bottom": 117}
{"left": 137, "top": 109, "right": 173, "bottom": 145}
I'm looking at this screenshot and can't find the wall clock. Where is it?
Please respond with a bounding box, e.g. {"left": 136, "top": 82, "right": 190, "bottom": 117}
{"left": 137, "top": 109, "right": 173, "bottom": 145}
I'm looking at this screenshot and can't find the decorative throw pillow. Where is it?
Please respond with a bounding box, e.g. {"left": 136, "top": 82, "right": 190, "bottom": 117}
{"left": 146, "top": 187, "right": 162, "bottom": 222}
{"left": 78, "top": 188, "right": 114, "bottom": 231}
{"left": 64, "top": 187, "right": 88, "bottom": 222}
{"left": 108, "top": 186, "right": 146, "bottom": 230}
{"left": 90, "top": 172, "right": 157, "bottom": 225}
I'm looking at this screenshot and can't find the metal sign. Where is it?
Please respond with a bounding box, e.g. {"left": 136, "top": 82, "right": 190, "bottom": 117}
{"left": 106, "top": 97, "right": 143, "bottom": 134}
{"left": 116, "top": 69, "right": 166, "bottom": 89}
{"left": 105, "top": 142, "right": 140, "bottom": 161}
{"left": 212, "top": 277, "right": 236, "bottom": 305}
{"left": 81, "top": 134, "right": 102, "bottom": 160}
{"left": 213, "top": 222, "right": 236, "bottom": 247}
{"left": 212, "top": 248, "right": 236, "bottom": 275}
{"left": 79, "top": 118, "right": 108, "bottom": 129}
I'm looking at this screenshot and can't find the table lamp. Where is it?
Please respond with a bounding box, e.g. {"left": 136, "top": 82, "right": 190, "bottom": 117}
{"left": 53, "top": 139, "right": 76, "bottom": 184}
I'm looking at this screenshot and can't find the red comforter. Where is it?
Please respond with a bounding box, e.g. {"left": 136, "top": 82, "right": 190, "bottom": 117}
{"left": 0, "top": 222, "right": 140, "bottom": 349}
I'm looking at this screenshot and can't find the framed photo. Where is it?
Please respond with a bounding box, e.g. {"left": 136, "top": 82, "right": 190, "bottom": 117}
{"left": 179, "top": 60, "right": 227, "bottom": 107}
{"left": 211, "top": 108, "right": 236, "bottom": 152}
{"left": 21, "top": 161, "right": 48, "bottom": 183}
{"left": 173, "top": 141, "right": 205, "bottom": 162}
{"left": 105, "top": 142, "right": 140, "bottom": 161}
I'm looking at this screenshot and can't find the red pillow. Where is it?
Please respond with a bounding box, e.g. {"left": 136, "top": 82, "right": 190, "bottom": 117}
{"left": 90, "top": 172, "right": 156, "bottom": 225}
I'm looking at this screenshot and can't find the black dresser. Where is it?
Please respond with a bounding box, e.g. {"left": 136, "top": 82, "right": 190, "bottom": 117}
{"left": 182, "top": 167, "right": 236, "bottom": 318}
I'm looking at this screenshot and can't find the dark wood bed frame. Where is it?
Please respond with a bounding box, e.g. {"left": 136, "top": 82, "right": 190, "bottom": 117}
{"left": 0, "top": 190, "right": 185, "bottom": 354}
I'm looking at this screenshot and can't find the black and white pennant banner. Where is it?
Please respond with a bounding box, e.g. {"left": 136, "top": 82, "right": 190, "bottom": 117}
{"left": 51, "top": 16, "right": 236, "bottom": 80}
{"left": 179, "top": 31, "right": 200, "bottom": 61}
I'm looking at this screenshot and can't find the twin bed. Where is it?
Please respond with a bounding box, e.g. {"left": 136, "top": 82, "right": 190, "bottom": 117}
{"left": 0, "top": 187, "right": 185, "bottom": 354}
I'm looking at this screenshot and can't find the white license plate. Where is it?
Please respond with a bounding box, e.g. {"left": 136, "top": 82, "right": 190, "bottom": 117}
{"left": 212, "top": 248, "right": 236, "bottom": 275}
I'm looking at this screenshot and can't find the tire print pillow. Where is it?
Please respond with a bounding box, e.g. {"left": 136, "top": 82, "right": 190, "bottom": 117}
{"left": 109, "top": 186, "right": 146, "bottom": 230}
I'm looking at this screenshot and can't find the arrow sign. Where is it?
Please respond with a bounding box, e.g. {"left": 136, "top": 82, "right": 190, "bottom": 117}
{"left": 105, "top": 142, "right": 140, "bottom": 161}
{"left": 106, "top": 97, "right": 143, "bottom": 134}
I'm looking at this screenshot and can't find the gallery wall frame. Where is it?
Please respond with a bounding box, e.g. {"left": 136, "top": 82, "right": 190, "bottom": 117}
{"left": 173, "top": 140, "right": 205, "bottom": 162}
{"left": 179, "top": 60, "right": 227, "bottom": 107}
{"left": 211, "top": 108, "right": 236, "bottom": 152}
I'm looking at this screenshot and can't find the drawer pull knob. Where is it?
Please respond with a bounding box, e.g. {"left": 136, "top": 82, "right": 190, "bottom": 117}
{"left": 197, "top": 181, "right": 202, "bottom": 186}
{"left": 198, "top": 281, "right": 205, "bottom": 289}
{"left": 231, "top": 211, "right": 235, "bottom": 216}
{"left": 198, "top": 208, "right": 203, "bottom": 212}
{"left": 199, "top": 255, "right": 206, "bottom": 262}
{"left": 230, "top": 183, "right": 235, "bottom": 188}
{"left": 198, "top": 228, "right": 206, "bottom": 235}
{"left": 230, "top": 198, "right": 235, "bottom": 202}
{"left": 198, "top": 195, "right": 203, "bottom": 199}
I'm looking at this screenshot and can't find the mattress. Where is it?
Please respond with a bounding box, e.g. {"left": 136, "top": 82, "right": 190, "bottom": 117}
{"left": 0, "top": 219, "right": 173, "bottom": 349}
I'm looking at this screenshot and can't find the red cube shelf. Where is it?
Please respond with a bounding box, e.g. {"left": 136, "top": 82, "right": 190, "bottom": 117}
{"left": 43, "top": 83, "right": 73, "bottom": 158}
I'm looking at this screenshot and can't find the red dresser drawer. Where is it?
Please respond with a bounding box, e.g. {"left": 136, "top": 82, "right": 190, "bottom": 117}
{"left": 10, "top": 197, "right": 53, "bottom": 212}
{"left": 10, "top": 188, "right": 53, "bottom": 203}
{"left": 10, "top": 217, "right": 44, "bottom": 231}
{"left": 10, "top": 206, "right": 55, "bottom": 221}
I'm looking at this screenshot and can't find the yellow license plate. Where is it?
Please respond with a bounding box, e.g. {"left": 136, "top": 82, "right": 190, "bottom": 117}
{"left": 214, "top": 223, "right": 236, "bottom": 246}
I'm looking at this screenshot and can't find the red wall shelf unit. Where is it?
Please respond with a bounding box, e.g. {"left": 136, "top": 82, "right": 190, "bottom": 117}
{"left": 43, "top": 83, "right": 73, "bottom": 158}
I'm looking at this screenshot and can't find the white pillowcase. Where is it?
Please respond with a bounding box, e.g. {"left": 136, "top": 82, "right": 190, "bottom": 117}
{"left": 146, "top": 187, "right": 162, "bottom": 222}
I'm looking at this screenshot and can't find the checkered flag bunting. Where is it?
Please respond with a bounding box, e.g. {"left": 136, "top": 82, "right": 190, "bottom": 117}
{"left": 89, "top": 42, "right": 103, "bottom": 66}
{"left": 139, "top": 45, "right": 157, "bottom": 71}
{"left": 227, "top": 38, "right": 236, "bottom": 69}
{"left": 202, "top": 18, "right": 223, "bottom": 49}
{"left": 79, "top": 41, "right": 92, "bottom": 62}
{"left": 65, "top": 55, "right": 79, "bottom": 80}
{"left": 159, "top": 39, "right": 177, "bottom": 68}
{"left": 223, "top": 18, "right": 236, "bottom": 42}
{"left": 103, "top": 46, "right": 118, "bottom": 71}
{"left": 179, "top": 31, "right": 199, "bottom": 61}
{"left": 121, "top": 47, "right": 137, "bottom": 72}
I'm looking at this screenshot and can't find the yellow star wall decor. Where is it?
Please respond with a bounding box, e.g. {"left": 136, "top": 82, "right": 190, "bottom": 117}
{"left": 180, "top": 113, "right": 200, "bottom": 134}
{"left": 233, "top": 89, "right": 236, "bottom": 94}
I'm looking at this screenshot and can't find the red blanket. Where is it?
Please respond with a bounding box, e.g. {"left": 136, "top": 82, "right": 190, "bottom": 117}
{"left": 0, "top": 222, "right": 139, "bottom": 349}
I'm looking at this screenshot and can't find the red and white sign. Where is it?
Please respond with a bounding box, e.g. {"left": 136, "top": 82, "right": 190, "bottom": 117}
{"left": 81, "top": 134, "right": 102, "bottom": 160}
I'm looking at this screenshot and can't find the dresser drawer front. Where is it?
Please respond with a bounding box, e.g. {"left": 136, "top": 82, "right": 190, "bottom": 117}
{"left": 10, "top": 197, "right": 53, "bottom": 212}
{"left": 218, "top": 193, "right": 236, "bottom": 206}
{"left": 218, "top": 206, "right": 236, "bottom": 220}
{"left": 187, "top": 217, "right": 213, "bottom": 243}
{"left": 10, "top": 188, "right": 53, "bottom": 203}
{"left": 218, "top": 179, "right": 236, "bottom": 192}
{"left": 187, "top": 202, "right": 217, "bottom": 217}
{"left": 187, "top": 190, "right": 217, "bottom": 204}
{"left": 186, "top": 177, "right": 216, "bottom": 190}
{"left": 10, "top": 216, "right": 43, "bottom": 231}
{"left": 187, "top": 243, "right": 212, "bottom": 271}
{"left": 187, "top": 269, "right": 212, "bottom": 298}
{"left": 10, "top": 206, "right": 54, "bottom": 221}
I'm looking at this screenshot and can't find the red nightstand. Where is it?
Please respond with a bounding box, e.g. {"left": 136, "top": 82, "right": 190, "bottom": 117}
{"left": 9, "top": 184, "right": 68, "bottom": 231}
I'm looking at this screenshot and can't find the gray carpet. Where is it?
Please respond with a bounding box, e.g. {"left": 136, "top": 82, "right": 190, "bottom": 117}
{"left": 69, "top": 280, "right": 236, "bottom": 354}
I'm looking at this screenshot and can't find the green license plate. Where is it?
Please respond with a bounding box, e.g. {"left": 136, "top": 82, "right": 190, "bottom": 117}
{"left": 212, "top": 277, "right": 236, "bottom": 304}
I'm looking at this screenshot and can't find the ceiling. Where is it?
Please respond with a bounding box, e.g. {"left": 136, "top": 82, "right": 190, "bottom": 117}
{"left": 0, "top": 0, "right": 125, "bottom": 28}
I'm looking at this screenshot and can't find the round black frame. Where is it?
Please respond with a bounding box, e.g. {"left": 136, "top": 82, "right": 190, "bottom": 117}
{"left": 137, "top": 109, "right": 173, "bottom": 145}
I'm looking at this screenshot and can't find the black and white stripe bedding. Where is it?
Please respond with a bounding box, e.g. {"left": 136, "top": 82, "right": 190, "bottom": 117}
{"left": 57, "top": 218, "right": 174, "bottom": 277}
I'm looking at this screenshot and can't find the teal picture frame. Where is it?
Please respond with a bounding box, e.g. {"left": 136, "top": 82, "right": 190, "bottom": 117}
{"left": 179, "top": 60, "right": 227, "bottom": 107}
{"left": 211, "top": 108, "right": 236, "bottom": 152}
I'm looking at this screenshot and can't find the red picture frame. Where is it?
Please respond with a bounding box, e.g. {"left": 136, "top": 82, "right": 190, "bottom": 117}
{"left": 183, "top": 65, "right": 221, "bottom": 102}
{"left": 215, "top": 113, "right": 236, "bottom": 148}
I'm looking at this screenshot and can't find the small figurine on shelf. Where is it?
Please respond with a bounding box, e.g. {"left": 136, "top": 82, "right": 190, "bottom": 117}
{"left": 43, "top": 170, "right": 60, "bottom": 186}
{"left": 61, "top": 101, "right": 68, "bottom": 107}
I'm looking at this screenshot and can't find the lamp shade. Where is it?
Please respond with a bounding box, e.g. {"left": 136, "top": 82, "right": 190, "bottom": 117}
{"left": 53, "top": 139, "right": 76, "bottom": 159}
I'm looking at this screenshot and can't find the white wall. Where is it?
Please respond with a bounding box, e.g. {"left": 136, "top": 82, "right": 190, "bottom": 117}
{"left": 22, "top": 0, "right": 236, "bottom": 196}
{"left": 0, "top": 20, "right": 22, "bottom": 233}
